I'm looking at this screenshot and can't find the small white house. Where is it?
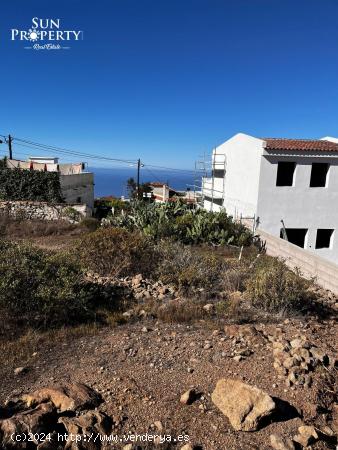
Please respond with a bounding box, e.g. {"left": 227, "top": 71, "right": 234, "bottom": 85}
{"left": 202, "top": 132, "right": 338, "bottom": 264}
{"left": 7, "top": 157, "right": 94, "bottom": 209}
{"left": 149, "top": 182, "right": 170, "bottom": 202}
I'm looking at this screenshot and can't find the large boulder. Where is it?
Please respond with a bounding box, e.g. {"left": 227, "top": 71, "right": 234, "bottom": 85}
{"left": 0, "top": 402, "right": 56, "bottom": 448}
{"left": 59, "top": 410, "right": 111, "bottom": 435}
{"left": 22, "top": 382, "right": 102, "bottom": 413}
{"left": 211, "top": 379, "right": 276, "bottom": 431}
{"left": 59, "top": 411, "right": 111, "bottom": 449}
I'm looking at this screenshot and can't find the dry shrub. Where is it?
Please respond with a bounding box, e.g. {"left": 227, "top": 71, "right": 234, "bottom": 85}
{"left": 215, "top": 291, "right": 256, "bottom": 324}
{"left": 0, "top": 239, "right": 102, "bottom": 328}
{"left": 79, "top": 217, "right": 100, "bottom": 232}
{"left": 74, "top": 227, "right": 156, "bottom": 278}
{"left": 0, "top": 325, "right": 100, "bottom": 367}
{"left": 216, "top": 291, "right": 242, "bottom": 314}
{"left": 0, "top": 214, "right": 10, "bottom": 236}
{"left": 154, "top": 300, "right": 205, "bottom": 323}
{"left": 102, "top": 311, "right": 128, "bottom": 327}
{"left": 315, "top": 367, "right": 337, "bottom": 414}
{"left": 222, "top": 260, "right": 250, "bottom": 295}
{"left": 154, "top": 240, "right": 226, "bottom": 296}
{"left": 246, "top": 256, "right": 313, "bottom": 313}
{"left": 154, "top": 240, "right": 253, "bottom": 299}
{"left": 0, "top": 215, "right": 77, "bottom": 238}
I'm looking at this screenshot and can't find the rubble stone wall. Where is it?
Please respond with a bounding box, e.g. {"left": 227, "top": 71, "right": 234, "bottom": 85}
{"left": 0, "top": 200, "right": 91, "bottom": 222}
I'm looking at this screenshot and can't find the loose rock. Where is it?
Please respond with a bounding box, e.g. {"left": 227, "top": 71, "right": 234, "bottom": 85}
{"left": 270, "top": 434, "right": 295, "bottom": 450}
{"left": 22, "top": 382, "right": 102, "bottom": 412}
{"left": 14, "top": 367, "right": 27, "bottom": 376}
{"left": 211, "top": 379, "right": 275, "bottom": 431}
{"left": 181, "top": 444, "right": 194, "bottom": 450}
{"left": 180, "top": 389, "right": 197, "bottom": 405}
{"left": 293, "top": 425, "right": 318, "bottom": 447}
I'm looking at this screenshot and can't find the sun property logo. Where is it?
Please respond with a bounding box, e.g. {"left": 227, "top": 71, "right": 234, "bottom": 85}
{"left": 11, "top": 18, "right": 83, "bottom": 50}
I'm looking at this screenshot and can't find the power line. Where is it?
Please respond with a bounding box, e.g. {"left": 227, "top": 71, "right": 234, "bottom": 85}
{"left": 13, "top": 142, "right": 135, "bottom": 167}
{"left": 13, "top": 137, "right": 137, "bottom": 164}
{"left": 143, "top": 166, "right": 164, "bottom": 184}
{"left": 142, "top": 163, "right": 202, "bottom": 174}
{"left": 0, "top": 149, "right": 31, "bottom": 159}
{"left": 0, "top": 133, "right": 137, "bottom": 165}
{"left": 1, "top": 132, "right": 202, "bottom": 174}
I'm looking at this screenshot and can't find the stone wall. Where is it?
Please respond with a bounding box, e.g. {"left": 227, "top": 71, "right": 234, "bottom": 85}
{"left": 0, "top": 201, "right": 91, "bottom": 222}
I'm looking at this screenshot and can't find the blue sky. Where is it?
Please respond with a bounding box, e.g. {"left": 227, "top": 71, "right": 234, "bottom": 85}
{"left": 1, "top": 0, "right": 338, "bottom": 169}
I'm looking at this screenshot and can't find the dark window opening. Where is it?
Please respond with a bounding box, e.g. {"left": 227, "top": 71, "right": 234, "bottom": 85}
{"left": 204, "top": 196, "right": 223, "bottom": 206}
{"left": 280, "top": 228, "right": 307, "bottom": 248}
{"left": 315, "top": 229, "right": 333, "bottom": 249}
{"left": 276, "top": 162, "right": 296, "bottom": 186}
{"left": 212, "top": 169, "right": 225, "bottom": 178}
{"left": 310, "top": 163, "right": 329, "bottom": 187}
{"left": 76, "top": 196, "right": 82, "bottom": 203}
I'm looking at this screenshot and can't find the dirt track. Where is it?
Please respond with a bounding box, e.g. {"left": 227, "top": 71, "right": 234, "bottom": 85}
{"left": 1, "top": 315, "right": 337, "bottom": 449}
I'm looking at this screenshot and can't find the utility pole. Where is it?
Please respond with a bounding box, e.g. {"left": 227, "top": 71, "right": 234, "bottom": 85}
{"left": 8, "top": 135, "right": 13, "bottom": 159}
{"left": 136, "top": 158, "right": 141, "bottom": 199}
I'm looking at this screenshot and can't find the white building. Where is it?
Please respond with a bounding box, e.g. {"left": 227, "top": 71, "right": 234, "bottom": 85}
{"left": 7, "top": 157, "right": 94, "bottom": 209}
{"left": 149, "top": 182, "right": 200, "bottom": 205}
{"left": 149, "top": 182, "right": 170, "bottom": 202}
{"left": 202, "top": 132, "right": 338, "bottom": 264}
{"left": 28, "top": 156, "right": 59, "bottom": 165}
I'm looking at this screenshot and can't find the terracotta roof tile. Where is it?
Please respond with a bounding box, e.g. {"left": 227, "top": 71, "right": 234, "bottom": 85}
{"left": 150, "top": 182, "right": 166, "bottom": 187}
{"left": 263, "top": 138, "right": 338, "bottom": 152}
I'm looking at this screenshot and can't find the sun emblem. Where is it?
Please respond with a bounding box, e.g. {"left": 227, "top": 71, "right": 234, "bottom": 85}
{"left": 27, "top": 28, "right": 40, "bottom": 42}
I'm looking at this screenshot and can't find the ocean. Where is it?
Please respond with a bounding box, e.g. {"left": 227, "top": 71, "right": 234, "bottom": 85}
{"left": 89, "top": 167, "right": 198, "bottom": 198}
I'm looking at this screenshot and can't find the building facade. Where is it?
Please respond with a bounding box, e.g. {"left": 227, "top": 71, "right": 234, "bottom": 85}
{"left": 59, "top": 172, "right": 94, "bottom": 208}
{"left": 202, "top": 133, "right": 338, "bottom": 264}
{"left": 149, "top": 182, "right": 170, "bottom": 202}
{"left": 6, "top": 157, "right": 94, "bottom": 209}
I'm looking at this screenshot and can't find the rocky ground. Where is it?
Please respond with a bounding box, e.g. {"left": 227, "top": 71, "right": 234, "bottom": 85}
{"left": 0, "top": 311, "right": 337, "bottom": 449}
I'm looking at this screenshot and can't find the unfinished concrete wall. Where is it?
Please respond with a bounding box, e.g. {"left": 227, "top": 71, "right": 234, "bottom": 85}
{"left": 257, "top": 228, "right": 338, "bottom": 295}
{"left": 257, "top": 152, "right": 338, "bottom": 264}
{"left": 202, "top": 133, "right": 263, "bottom": 215}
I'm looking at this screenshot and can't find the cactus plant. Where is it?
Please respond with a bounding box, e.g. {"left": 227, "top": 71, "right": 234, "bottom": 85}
{"left": 102, "top": 200, "right": 252, "bottom": 247}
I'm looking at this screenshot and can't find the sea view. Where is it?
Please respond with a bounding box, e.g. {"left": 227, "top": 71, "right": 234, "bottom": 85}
{"left": 90, "top": 166, "right": 198, "bottom": 198}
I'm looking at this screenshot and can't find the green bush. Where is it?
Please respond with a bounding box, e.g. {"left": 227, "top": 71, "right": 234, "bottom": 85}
{"left": 0, "top": 158, "right": 63, "bottom": 203}
{"left": 94, "top": 197, "right": 130, "bottom": 219}
{"left": 246, "top": 256, "right": 312, "bottom": 313}
{"left": 0, "top": 240, "right": 99, "bottom": 327}
{"left": 74, "top": 227, "right": 156, "bottom": 278}
{"left": 63, "top": 206, "right": 82, "bottom": 223}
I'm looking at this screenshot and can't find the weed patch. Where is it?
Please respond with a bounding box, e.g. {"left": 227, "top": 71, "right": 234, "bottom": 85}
{"left": 73, "top": 227, "right": 156, "bottom": 278}
{"left": 246, "top": 256, "right": 314, "bottom": 313}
